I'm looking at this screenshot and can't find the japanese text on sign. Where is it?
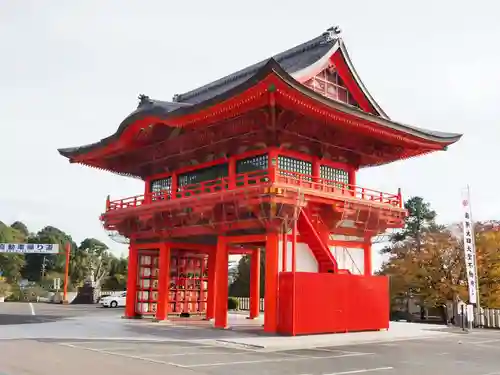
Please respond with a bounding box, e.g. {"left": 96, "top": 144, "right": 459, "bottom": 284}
{"left": 0, "top": 243, "right": 59, "bottom": 254}
{"left": 462, "top": 194, "right": 478, "bottom": 305}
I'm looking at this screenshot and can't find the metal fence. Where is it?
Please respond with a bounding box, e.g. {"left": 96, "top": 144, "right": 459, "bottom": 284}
{"left": 473, "top": 307, "right": 500, "bottom": 329}
{"left": 235, "top": 297, "right": 265, "bottom": 312}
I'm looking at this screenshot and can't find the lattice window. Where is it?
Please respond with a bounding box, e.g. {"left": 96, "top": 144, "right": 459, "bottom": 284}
{"left": 236, "top": 154, "right": 269, "bottom": 186}
{"left": 320, "top": 165, "right": 349, "bottom": 188}
{"left": 303, "top": 67, "right": 360, "bottom": 109}
{"left": 236, "top": 154, "right": 268, "bottom": 174}
{"left": 150, "top": 177, "right": 172, "bottom": 200}
{"left": 177, "top": 163, "right": 229, "bottom": 195}
{"left": 278, "top": 155, "right": 312, "bottom": 180}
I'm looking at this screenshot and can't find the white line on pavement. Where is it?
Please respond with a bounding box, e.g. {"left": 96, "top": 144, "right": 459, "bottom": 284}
{"left": 58, "top": 343, "right": 187, "bottom": 368}
{"left": 29, "top": 303, "right": 35, "bottom": 316}
{"left": 181, "top": 352, "right": 371, "bottom": 368}
{"left": 301, "top": 367, "right": 394, "bottom": 375}
{"left": 144, "top": 351, "right": 235, "bottom": 358}
{"left": 470, "top": 339, "right": 500, "bottom": 345}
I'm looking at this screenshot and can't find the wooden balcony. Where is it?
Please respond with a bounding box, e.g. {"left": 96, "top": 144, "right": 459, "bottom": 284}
{"left": 105, "top": 169, "right": 403, "bottom": 214}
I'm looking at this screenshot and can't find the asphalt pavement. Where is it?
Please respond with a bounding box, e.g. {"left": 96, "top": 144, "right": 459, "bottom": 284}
{"left": 1, "top": 302, "right": 500, "bottom": 375}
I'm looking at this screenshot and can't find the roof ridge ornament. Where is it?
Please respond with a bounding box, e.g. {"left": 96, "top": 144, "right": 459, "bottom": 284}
{"left": 322, "top": 26, "right": 342, "bottom": 43}
{"left": 137, "top": 94, "right": 153, "bottom": 108}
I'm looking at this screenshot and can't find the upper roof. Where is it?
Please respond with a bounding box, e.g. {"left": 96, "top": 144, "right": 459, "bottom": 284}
{"left": 58, "top": 27, "right": 462, "bottom": 166}
{"left": 173, "top": 32, "right": 338, "bottom": 105}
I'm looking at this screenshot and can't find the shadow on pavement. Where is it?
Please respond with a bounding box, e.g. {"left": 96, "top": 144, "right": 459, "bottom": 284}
{"left": 0, "top": 314, "right": 64, "bottom": 325}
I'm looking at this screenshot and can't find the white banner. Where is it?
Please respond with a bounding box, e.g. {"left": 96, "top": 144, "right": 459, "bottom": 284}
{"left": 0, "top": 243, "right": 59, "bottom": 254}
{"left": 462, "top": 189, "right": 478, "bottom": 305}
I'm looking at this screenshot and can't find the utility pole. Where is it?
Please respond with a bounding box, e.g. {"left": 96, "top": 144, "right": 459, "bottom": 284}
{"left": 40, "top": 256, "right": 47, "bottom": 281}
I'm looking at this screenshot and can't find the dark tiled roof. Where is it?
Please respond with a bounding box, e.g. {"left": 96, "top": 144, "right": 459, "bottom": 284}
{"left": 173, "top": 34, "right": 336, "bottom": 104}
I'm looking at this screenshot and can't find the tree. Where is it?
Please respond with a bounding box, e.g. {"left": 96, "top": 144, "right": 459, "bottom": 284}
{"left": 384, "top": 196, "right": 440, "bottom": 252}
{"left": 472, "top": 225, "right": 500, "bottom": 307}
{"left": 76, "top": 238, "right": 112, "bottom": 289}
{"left": 381, "top": 229, "right": 468, "bottom": 314}
{"left": 229, "top": 250, "right": 265, "bottom": 297}
{"left": 0, "top": 221, "right": 26, "bottom": 282}
{"left": 10, "top": 221, "right": 29, "bottom": 238}
{"left": 22, "top": 226, "right": 76, "bottom": 281}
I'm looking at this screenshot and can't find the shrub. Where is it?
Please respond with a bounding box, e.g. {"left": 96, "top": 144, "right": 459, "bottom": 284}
{"left": 0, "top": 281, "right": 11, "bottom": 297}
{"left": 228, "top": 296, "right": 239, "bottom": 310}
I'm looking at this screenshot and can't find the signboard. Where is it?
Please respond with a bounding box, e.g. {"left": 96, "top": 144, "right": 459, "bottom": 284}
{"left": 462, "top": 188, "right": 478, "bottom": 305}
{"left": 0, "top": 243, "right": 59, "bottom": 254}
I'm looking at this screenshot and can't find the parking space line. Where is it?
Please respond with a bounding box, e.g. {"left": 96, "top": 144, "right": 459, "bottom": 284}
{"left": 58, "top": 343, "right": 187, "bottom": 368}
{"left": 179, "top": 352, "right": 371, "bottom": 368}
{"left": 29, "top": 303, "right": 35, "bottom": 316}
{"left": 66, "top": 344, "right": 212, "bottom": 352}
{"left": 470, "top": 339, "right": 500, "bottom": 345}
{"left": 145, "top": 351, "right": 236, "bottom": 358}
{"left": 307, "top": 367, "right": 394, "bottom": 375}
{"left": 312, "top": 348, "right": 370, "bottom": 355}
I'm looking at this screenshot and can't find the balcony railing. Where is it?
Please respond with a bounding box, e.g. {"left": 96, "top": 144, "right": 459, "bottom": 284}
{"left": 105, "top": 168, "right": 402, "bottom": 212}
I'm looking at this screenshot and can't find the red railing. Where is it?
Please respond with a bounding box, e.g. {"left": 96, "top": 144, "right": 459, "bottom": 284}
{"left": 105, "top": 168, "right": 402, "bottom": 212}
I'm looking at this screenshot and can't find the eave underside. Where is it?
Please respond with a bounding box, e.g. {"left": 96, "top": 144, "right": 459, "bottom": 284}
{"left": 59, "top": 62, "right": 462, "bottom": 177}
{"left": 73, "top": 105, "right": 445, "bottom": 179}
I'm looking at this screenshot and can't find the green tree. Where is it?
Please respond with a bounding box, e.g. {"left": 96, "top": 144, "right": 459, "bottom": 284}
{"left": 10, "top": 221, "right": 30, "bottom": 238}
{"left": 385, "top": 196, "right": 441, "bottom": 251}
{"left": 229, "top": 250, "right": 265, "bottom": 297}
{"left": 23, "top": 226, "right": 77, "bottom": 281}
{"left": 0, "top": 221, "right": 26, "bottom": 282}
{"left": 74, "top": 238, "right": 113, "bottom": 289}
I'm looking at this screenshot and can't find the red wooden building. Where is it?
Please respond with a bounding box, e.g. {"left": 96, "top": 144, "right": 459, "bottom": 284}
{"left": 59, "top": 28, "right": 461, "bottom": 335}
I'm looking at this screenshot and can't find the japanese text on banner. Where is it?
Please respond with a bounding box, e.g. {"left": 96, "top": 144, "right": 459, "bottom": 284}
{"left": 462, "top": 197, "right": 478, "bottom": 305}
{"left": 0, "top": 243, "right": 59, "bottom": 254}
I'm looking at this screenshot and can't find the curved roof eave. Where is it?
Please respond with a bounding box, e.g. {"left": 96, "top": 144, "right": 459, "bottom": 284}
{"left": 58, "top": 58, "right": 462, "bottom": 160}
{"left": 274, "top": 68, "right": 463, "bottom": 144}
{"left": 337, "top": 39, "right": 389, "bottom": 120}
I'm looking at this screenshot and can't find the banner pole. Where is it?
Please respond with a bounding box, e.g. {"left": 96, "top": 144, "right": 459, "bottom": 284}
{"left": 63, "top": 242, "right": 70, "bottom": 305}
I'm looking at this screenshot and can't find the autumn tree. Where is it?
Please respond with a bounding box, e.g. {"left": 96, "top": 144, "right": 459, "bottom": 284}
{"left": 471, "top": 224, "right": 500, "bottom": 307}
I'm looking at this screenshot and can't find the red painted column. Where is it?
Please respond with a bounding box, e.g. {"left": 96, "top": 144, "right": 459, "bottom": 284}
{"left": 214, "top": 237, "right": 229, "bottom": 329}
{"left": 171, "top": 172, "right": 178, "bottom": 199}
{"left": 264, "top": 233, "right": 279, "bottom": 333}
{"left": 292, "top": 217, "right": 297, "bottom": 273}
{"left": 281, "top": 230, "right": 287, "bottom": 272}
{"left": 313, "top": 157, "right": 321, "bottom": 183}
{"left": 156, "top": 243, "right": 171, "bottom": 321}
{"left": 249, "top": 248, "right": 261, "bottom": 319}
{"left": 228, "top": 156, "right": 236, "bottom": 189}
{"left": 125, "top": 243, "right": 138, "bottom": 318}
{"left": 206, "top": 249, "right": 216, "bottom": 320}
{"left": 349, "top": 168, "right": 357, "bottom": 197}
{"left": 363, "top": 237, "right": 372, "bottom": 276}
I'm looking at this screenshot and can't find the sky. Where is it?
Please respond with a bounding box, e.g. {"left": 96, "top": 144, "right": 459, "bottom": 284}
{"left": 1, "top": 1, "right": 499, "bottom": 269}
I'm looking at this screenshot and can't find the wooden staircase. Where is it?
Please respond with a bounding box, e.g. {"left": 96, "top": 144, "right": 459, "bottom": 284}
{"left": 297, "top": 208, "right": 338, "bottom": 273}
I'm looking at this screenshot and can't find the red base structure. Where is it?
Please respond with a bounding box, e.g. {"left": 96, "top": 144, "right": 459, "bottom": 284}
{"left": 277, "top": 272, "right": 389, "bottom": 335}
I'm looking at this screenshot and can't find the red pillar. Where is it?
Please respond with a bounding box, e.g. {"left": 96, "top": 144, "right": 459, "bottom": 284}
{"left": 249, "top": 248, "right": 261, "bottom": 319}
{"left": 281, "top": 230, "right": 287, "bottom": 272}
{"left": 264, "top": 233, "right": 279, "bottom": 333}
{"left": 364, "top": 237, "right": 372, "bottom": 276}
{"left": 125, "top": 243, "right": 138, "bottom": 318}
{"left": 155, "top": 243, "right": 171, "bottom": 321}
{"left": 214, "top": 237, "right": 229, "bottom": 329}
{"left": 228, "top": 157, "right": 236, "bottom": 189}
{"left": 206, "top": 249, "right": 216, "bottom": 320}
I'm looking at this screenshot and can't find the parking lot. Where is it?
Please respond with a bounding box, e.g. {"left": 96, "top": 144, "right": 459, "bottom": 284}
{"left": 2, "top": 302, "right": 500, "bottom": 375}
{"left": 0, "top": 331, "right": 497, "bottom": 375}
